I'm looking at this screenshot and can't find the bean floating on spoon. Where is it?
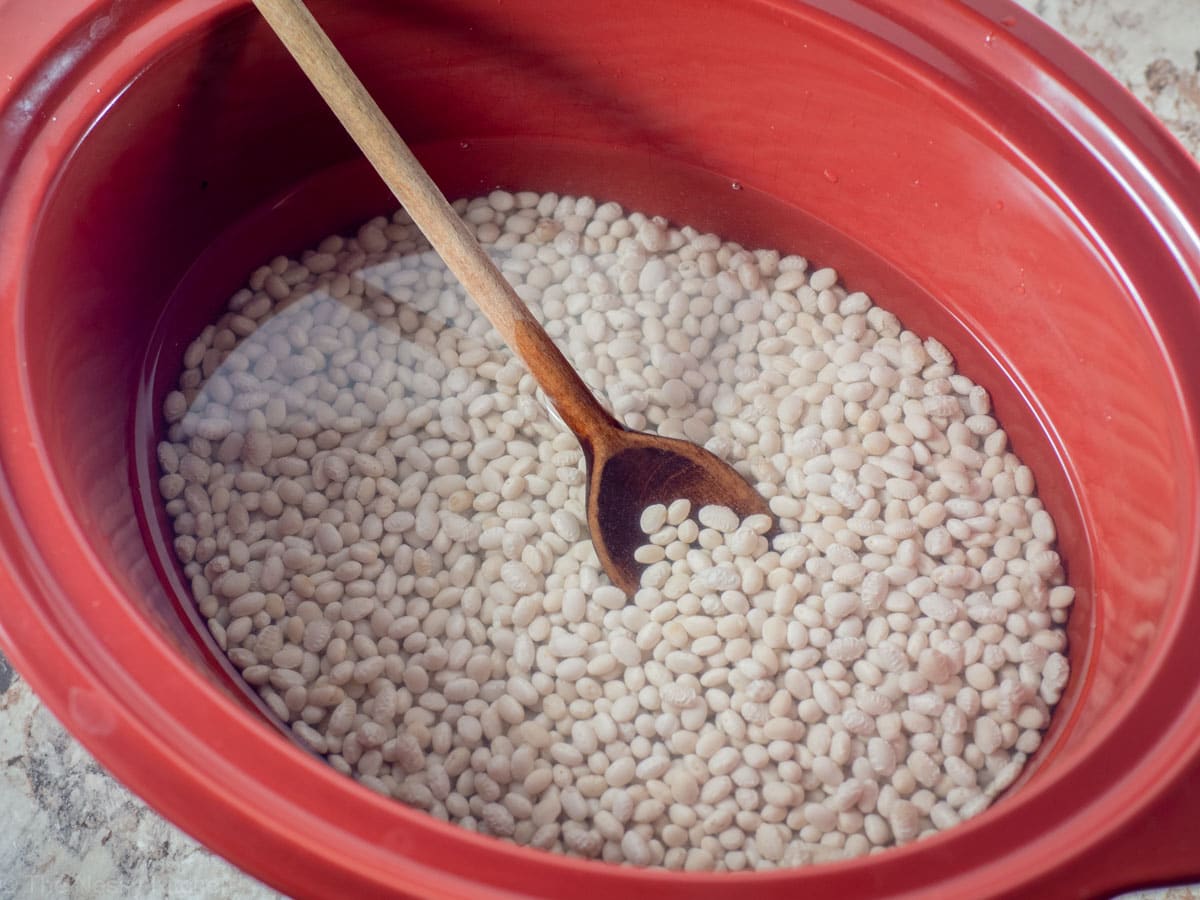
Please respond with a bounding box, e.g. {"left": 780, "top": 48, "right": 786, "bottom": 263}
{"left": 250, "top": 0, "right": 773, "bottom": 593}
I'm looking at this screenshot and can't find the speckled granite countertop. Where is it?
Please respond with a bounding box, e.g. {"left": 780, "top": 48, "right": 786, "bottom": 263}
{"left": 2, "top": 2, "right": 1198, "bottom": 898}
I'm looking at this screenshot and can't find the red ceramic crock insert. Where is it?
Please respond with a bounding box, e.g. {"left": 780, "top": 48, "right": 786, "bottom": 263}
{"left": 0, "top": 1, "right": 1198, "bottom": 898}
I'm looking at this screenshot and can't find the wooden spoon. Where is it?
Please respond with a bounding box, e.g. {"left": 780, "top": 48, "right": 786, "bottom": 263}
{"left": 251, "top": 0, "right": 773, "bottom": 594}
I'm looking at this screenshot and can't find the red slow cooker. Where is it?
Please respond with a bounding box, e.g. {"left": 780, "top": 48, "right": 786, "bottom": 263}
{"left": 1, "top": 1, "right": 1198, "bottom": 897}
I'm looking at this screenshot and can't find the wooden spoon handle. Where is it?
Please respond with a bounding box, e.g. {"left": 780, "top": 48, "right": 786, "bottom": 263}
{"left": 251, "top": 0, "right": 622, "bottom": 444}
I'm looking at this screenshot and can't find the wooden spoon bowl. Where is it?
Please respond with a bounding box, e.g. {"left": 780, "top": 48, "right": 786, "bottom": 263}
{"left": 585, "top": 430, "right": 772, "bottom": 593}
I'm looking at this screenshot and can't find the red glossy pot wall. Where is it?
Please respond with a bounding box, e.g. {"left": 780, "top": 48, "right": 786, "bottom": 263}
{"left": 1, "top": 1, "right": 1199, "bottom": 897}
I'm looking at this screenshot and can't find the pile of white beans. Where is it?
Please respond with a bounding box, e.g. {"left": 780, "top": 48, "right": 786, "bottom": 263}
{"left": 157, "top": 190, "right": 1073, "bottom": 871}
